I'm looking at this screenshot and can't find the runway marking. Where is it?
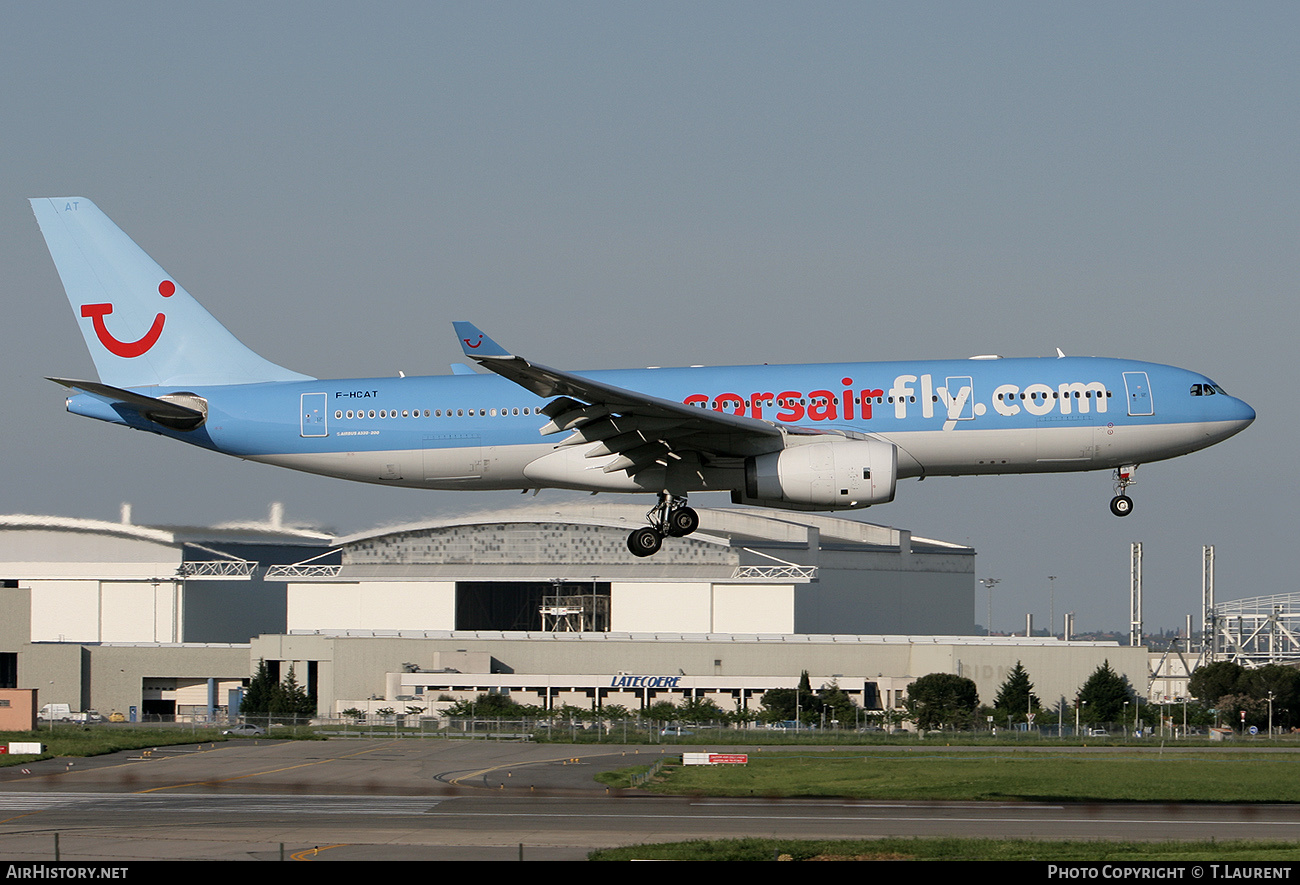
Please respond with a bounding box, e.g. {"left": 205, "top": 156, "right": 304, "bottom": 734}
{"left": 0, "top": 792, "right": 445, "bottom": 815}
{"left": 446, "top": 750, "right": 666, "bottom": 789}
{"left": 291, "top": 843, "right": 349, "bottom": 860}
{"left": 137, "top": 740, "right": 405, "bottom": 793}
{"left": 0, "top": 810, "right": 48, "bottom": 826}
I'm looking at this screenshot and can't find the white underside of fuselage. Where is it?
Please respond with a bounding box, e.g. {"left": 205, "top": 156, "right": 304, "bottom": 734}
{"left": 246, "top": 418, "right": 1244, "bottom": 498}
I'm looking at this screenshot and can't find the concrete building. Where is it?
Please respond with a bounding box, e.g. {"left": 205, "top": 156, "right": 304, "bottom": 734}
{"left": 0, "top": 503, "right": 1150, "bottom": 724}
{"left": 253, "top": 629, "right": 1147, "bottom": 723}
{"left": 272, "top": 503, "right": 976, "bottom": 636}
{"left": 0, "top": 512, "right": 330, "bottom": 718}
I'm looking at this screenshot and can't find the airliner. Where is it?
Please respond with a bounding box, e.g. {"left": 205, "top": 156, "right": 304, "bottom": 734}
{"left": 30, "top": 197, "right": 1255, "bottom": 556}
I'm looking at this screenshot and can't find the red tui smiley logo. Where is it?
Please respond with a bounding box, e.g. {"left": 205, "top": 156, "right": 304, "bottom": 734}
{"left": 81, "top": 280, "right": 174, "bottom": 358}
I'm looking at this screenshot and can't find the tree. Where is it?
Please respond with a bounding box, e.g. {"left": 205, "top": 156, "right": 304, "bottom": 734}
{"left": 1187, "top": 662, "right": 1300, "bottom": 730}
{"left": 1077, "top": 660, "right": 1135, "bottom": 725}
{"left": 270, "top": 664, "right": 315, "bottom": 722}
{"left": 727, "top": 707, "right": 759, "bottom": 729}
{"left": 677, "top": 697, "right": 725, "bottom": 724}
{"left": 444, "top": 692, "right": 536, "bottom": 718}
{"left": 905, "top": 673, "right": 979, "bottom": 730}
{"left": 643, "top": 701, "right": 680, "bottom": 723}
{"left": 240, "top": 658, "right": 274, "bottom": 717}
{"left": 993, "top": 661, "right": 1042, "bottom": 725}
{"left": 1189, "top": 661, "right": 1245, "bottom": 706}
{"left": 816, "top": 680, "right": 857, "bottom": 729}
{"left": 1216, "top": 693, "right": 1270, "bottom": 731}
{"left": 1244, "top": 665, "right": 1300, "bottom": 730}
{"left": 760, "top": 670, "right": 818, "bottom": 724}
{"left": 240, "top": 659, "right": 313, "bottom": 722}
{"left": 597, "top": 704, "right": 631, "bottom": 722}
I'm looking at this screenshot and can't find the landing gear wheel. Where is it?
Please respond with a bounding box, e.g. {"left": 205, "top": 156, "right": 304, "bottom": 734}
{"left": 1110, "top": 495, "right": 1133, "bottom": 517}
{"left": 666, "top": 506, "right": 700, "bottom": 537}
{"left": 627, "top": 526, "right": 663, "bottom": 557}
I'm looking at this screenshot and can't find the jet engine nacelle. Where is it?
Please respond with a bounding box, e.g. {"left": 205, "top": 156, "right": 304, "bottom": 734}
{"left": 742, "top": 438, "right": 897, "bottom": 509}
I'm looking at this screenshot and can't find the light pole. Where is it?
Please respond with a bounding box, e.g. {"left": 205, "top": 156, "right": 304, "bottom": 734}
{"left": 980, "top": 578, "right": 1001, "bottom": 636}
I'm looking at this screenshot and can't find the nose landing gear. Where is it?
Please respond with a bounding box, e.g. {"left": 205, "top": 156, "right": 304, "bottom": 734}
{"left": 626, "top": 492, "right": 699, "bottom": 557}
{"left": 1110, "top": 465, "right": 1137, "bottom": 517}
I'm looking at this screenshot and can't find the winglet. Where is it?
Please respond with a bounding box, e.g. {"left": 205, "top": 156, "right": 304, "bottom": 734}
{"left": 453, "top": 322, "right": 512, "bottom": 359}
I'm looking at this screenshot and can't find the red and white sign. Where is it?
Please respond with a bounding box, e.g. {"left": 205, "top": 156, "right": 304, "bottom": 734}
{"left": 684, "top": 752, "right": 749, "bottom": 765}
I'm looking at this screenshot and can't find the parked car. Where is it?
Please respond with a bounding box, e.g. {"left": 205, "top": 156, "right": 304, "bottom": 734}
{"left": 659, "top": 726, "right": 694, "bottom": 736}
{"left": 222, "top": 723, "right": 266, "bottom": 736}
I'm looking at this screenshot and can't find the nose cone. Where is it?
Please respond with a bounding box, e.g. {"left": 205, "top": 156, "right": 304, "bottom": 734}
{"left": 1232, "top": 397, "right": 1256, "bottom": 432}
{"left": 1218, "top": 395, "right": 1255, "bottom": 442}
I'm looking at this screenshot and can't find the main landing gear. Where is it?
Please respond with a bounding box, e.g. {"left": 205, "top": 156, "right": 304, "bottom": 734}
{"left": 627, "top": 492, "right": 699, "bottom": 557}
{"left": 1110, "top": 465, "right": 1137, "bottom": 517}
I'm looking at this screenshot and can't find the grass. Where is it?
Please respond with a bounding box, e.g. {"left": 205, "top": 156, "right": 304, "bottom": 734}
{"left": 588, "top": 837, "right": 1300, "bottom": 861}
{"left": 592, "top": 749, "right": 1300, "bottom": 860}
{"left": 596, "top": 749, "right": 1300, "bottom": 803}
{"left": 0, "top": 724, "right": 321, "bottom": 766}
{"left": 537, "top": 726, "right": 1300, "bottom": 747}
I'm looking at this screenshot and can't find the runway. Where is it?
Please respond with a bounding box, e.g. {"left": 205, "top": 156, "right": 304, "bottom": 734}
{"left": 1, "top": 740, "right": 1296, "bottom": 861}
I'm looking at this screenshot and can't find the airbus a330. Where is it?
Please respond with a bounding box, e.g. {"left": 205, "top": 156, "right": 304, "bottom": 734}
{"left": 31, "top": 197, "right": 1255, "bottom": 556}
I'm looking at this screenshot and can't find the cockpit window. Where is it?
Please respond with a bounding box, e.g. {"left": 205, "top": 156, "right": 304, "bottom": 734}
{"left": 1190, "top": 383, "right": 1223, "bottom": 397}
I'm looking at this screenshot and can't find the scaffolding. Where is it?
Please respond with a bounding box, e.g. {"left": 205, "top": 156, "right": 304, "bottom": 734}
{"left": 1210, "top": 593, "right": 1300, "bottom": 666}
{"left": 539, "top": 581, "right": 610, "bottom": 632}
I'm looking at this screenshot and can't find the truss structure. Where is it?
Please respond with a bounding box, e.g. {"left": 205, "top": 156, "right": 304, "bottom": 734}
{"left": 540, "top": 593, "right": 610, "bottom": 632}
{"left": 1209, "top": 593, "right": 1300, "bottom": 666}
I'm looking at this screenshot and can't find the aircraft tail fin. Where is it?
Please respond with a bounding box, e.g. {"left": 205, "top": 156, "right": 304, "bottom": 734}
{"left": 453, "top": 321, "right": 513, "bottom": 359}
{"left": 30, "top": 197, "right": 313, "bottom": 388}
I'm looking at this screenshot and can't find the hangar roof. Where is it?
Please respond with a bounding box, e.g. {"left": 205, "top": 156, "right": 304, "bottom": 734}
{"left": 258, "top": 503, "right": 975, "bottom": 582}
{"left": 335, "top": 502, "right": 968, "bottom": 552}
{"left": 0, "top": 514, "right": 332, "bottom": 547}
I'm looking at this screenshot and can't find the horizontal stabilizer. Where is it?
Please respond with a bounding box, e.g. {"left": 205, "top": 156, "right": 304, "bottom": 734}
{"left": 49, "top": 377, "right": 207, "bottom": 430}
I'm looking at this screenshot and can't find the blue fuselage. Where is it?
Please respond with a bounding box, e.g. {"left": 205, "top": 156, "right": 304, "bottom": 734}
{"left": 67, "top": 355, "right": 1255, "bottom": 495}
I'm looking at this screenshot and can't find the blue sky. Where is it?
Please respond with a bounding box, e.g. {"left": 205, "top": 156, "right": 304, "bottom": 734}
{"left": 2, "top": 3, "right": 1294, "bottom": 633}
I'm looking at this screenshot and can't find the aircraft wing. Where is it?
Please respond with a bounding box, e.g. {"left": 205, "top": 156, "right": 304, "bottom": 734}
{"left": 452, "top": 322, "right": 797, "bottom": 476}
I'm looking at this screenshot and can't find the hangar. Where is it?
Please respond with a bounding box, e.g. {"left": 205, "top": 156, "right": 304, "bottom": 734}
{"left": 0, "top": 503, "right": 1148, "bottom": 723}
{"left": 0, "top": 510, "right": 329, "bottom": 718}
{"left": 270, "top": 502, "right": 976, "bottom": 636}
